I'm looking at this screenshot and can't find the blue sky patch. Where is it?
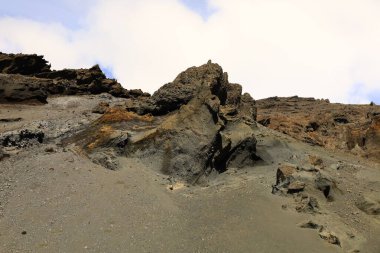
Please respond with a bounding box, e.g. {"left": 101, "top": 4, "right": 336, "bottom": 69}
{"left": 180, "top": 0, "right": 216, "bottom": 20}
{"left": 0, "top": 0, "right": 90, "bottom": 28}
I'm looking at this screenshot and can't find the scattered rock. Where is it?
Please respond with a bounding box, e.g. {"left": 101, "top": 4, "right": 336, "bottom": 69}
{"left": 298, "top": 220, "right": 321, "bottom": 229}
{"left": 295, "top": 194, "right": 319, "bottom": 213}
{"left": 318, "top": 230, "right": 341, "bottom": 247}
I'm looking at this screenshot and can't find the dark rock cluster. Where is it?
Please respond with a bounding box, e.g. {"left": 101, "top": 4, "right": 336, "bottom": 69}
{"left": 0, "top": 52, "right": 148, "bottom": 103}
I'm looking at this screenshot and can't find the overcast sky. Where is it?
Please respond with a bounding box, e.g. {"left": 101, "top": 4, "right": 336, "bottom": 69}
{"left": 0, "top": 0, "right": 379, "bottom": 104}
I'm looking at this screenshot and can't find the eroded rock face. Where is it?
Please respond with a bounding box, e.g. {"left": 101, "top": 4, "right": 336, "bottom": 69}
{"left": 257, "top": 96, "right": 380, "bottom": 162}
{"left": 0, "top": 74, "right": 49, "bottom": 103}
{"left": 70, "top": 61, "right": 259, "bottom": 183}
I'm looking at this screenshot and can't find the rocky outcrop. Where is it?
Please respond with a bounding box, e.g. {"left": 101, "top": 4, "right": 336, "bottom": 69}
{"left": 126, "top": 60, "right": 257, "bottom": 120}
{"left": 257, "top": 96, "right": 380, "bottom": 162}
{"left": 69, "top": 61, "right": 259, "bottom": 183}
{"left": 0, "top": 52, "right": 51, "bottom": 75}
{"left": 0, "top": 52, "right": 148, "bottom": 103}
{"left": 0, "top": 74, "right": 49, "bottom": 103}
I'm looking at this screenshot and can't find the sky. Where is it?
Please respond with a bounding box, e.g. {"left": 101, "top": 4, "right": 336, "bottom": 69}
{"left": 0, "top": 0, "right": 379, "bottom": 104}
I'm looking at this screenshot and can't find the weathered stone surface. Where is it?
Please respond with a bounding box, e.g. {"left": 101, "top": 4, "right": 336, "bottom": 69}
{"left": 0, "top": 74, "right": 49, "bottom": 103}
{"left": 0, "top": 52, "right": 51, "bottom": 75}
{"left": 287, "top": 180, "right": 306, "bottom": 193}
{"left": 141, "top": 60, "right": 227, "bottom": 115}
{"left": 276, "top": 164, "right": 297, "bottom": 185}
{"left": 256, "top": 96, "right": 380, "bottom": 162}
{"left": 92, "top": 101, "right": 110, "bottom": 114}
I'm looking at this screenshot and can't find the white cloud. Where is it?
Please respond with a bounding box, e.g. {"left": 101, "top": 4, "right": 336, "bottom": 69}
{"left": 0, "top": 0, "right": 379, "bottom": 103}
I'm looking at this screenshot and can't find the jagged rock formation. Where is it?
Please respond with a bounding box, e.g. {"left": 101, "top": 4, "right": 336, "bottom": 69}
{"left": 67, "top": 61, "right": 259, "bottom": 183}
{"left": 0, "top": 52, "right": 51, "bottom": 75}
{"left": 0, "top": 52, "right": 148, "bottom": 103}
{"left": 256, "top": 96, "right": 380, "bottom": 162}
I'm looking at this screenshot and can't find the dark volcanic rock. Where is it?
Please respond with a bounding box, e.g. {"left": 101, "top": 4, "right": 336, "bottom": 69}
{"left": 0, "top": 53, "right": 147, "bottom": 103}
{"left": 127, "top": 60, "right": 255, "bottom": 118}
{"left": 0, "top": 52, "right": 51, "bottom": 75}
{"left": 71, "top": 61, "right": 259, "bottom": 183}
{"left": 0, "top": 74, "right": 49, "bottom": 103}
{"left": 149, "top": 60, "right": 228, "bottom": 115}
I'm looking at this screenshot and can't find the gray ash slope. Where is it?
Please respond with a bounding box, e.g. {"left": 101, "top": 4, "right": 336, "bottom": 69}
{"left": 0, "top": 52, "right": 379, "bottom": 252}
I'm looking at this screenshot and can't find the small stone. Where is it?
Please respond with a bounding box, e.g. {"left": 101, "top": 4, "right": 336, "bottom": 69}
{"left": 346, "top": 232, "right": 355, "bottom": 239}
{"left": 319, "top": 230, "right": 341, "bottom": 247}
{"left": 21, "top": 231, "right": 27, "bottom": 235}
{"left": 44, "top": 146, "right": 56, "bottom": 153}
{"left": 298, "top": 220, "right": 321, "bottom": 229}
{"left": 287, "top": 180, "right": 306, "bottom": 193}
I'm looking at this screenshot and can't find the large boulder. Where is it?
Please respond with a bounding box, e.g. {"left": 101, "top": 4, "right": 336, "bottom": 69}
{"left": 150, "top": 60, "right": 228, "bottom": 115}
